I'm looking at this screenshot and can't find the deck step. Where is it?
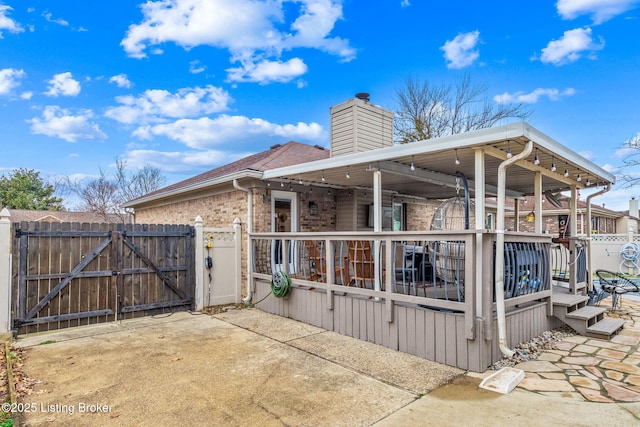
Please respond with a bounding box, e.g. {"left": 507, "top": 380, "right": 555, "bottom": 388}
{"left": 551, "top": 293, "right": 589, "bottom": 307}
{"left": 566, "top": 306, "right": 607, "bottom": 320}
{"left": 587, "top": 318, "right": 626, "bottom": 338}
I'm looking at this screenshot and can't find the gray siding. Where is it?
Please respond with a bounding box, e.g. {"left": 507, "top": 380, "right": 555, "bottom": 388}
{"left": 330, "top": 98, "right": 394, "bottom": 157}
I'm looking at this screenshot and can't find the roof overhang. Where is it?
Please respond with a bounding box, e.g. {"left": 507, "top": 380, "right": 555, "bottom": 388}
{"left": 262, "top": 122, "right": 616, "bottom": 201}
{"left": 123, "top": 170, "right": 263, "bottom": 208}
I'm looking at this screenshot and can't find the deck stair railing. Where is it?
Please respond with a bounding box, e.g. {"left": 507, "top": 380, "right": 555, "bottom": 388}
{"left": 550, "top": 237, "right": 588, "bottom": 293}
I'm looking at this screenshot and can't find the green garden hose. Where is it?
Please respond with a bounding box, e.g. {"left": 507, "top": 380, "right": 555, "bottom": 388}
{"left": 270, "top": 271, "right": 292, "bottom": 298}
{"left": 250, "top": 270, "right": 292, "bottom": 306}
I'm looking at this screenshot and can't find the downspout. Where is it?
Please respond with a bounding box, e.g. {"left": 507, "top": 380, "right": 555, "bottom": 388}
{"left": 233, "top": 179, "right": 253, "bottom": 304}
{"left": 495, "top": 140, "right": 533, "bottom": 358}
{"left": 586, "top": 184, "right": 610, "bottom": 292}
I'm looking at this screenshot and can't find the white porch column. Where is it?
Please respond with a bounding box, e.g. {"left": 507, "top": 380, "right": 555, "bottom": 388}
{"left": 474, "top": 149, "right": 485, "bottom": 317}
{"left": 0, "top": 208, "right": 11, "bottom": 333}
{"left": 373, "top": 170, "right": 382, "bottom": 292}
{"left": 534, "top": 171, "right": 542, "bottom": 234}
{"left": 570, "top": 185, "right": 578, "bottom": 237}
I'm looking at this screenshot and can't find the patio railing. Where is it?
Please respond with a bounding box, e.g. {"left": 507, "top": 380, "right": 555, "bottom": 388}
{"left": 250, "top": 231, "right": 555, "bottom": 339}
{"left": 550, "top": 237, "right": 588, "bottom": 290}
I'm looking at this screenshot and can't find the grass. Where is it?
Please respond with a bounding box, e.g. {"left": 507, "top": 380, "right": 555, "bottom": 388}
{"left": 38, "top": 340, "right": 56, "bottom": 345}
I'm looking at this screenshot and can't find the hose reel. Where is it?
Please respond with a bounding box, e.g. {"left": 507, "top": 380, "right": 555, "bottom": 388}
{"left": 270, "top": 271, "right": 292, "bottom": 298}
{"left": 620, "top": 242, "right": 640, "bottom": 275}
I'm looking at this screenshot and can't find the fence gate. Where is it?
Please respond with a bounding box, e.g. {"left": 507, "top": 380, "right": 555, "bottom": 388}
{"left": 11, "top": 221, "right": 195, "bottom": 335}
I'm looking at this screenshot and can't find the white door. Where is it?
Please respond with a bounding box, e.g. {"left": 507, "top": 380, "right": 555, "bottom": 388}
{"left": 271, "top": 190, "right": 297, "bottom": 273}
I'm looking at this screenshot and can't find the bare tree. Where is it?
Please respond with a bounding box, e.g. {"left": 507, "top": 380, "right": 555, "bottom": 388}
{"left": 394, "top": 74, "right": 533, "bottom": 143}
{"left": 618, "top": 133, "right": 640, "bottom": 187}
{"left": 64, "top": 158, "right": 166, "bottom": 222}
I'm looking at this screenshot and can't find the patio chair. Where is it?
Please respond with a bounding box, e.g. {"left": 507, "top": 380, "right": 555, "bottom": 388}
{"left": 595, "top": 269, "right": 640, "bottom": 310}
{"left": 394, "top": 242, "right": 418, "bottom": 295}
{"left": 349, "top": 240, "right": 380, "bottom": 288}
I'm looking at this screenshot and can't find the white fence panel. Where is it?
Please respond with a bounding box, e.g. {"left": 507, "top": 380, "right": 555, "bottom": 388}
{"left": 194, "top": 217, "right": 242, "bottom": 309}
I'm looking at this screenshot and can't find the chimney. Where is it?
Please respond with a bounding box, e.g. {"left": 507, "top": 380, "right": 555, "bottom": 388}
{"left": 329, "top": 93, "right": 394, "bottom": 157}
{"left": 630, "top": 197, "right": 639, "bottom": 218}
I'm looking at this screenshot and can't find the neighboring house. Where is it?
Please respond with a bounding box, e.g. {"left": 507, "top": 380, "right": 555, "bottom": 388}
{"left": 504, "top": 195, "right": 629, "bottom": 235}
{"left": 7, "top": 209, "right": 132, "bottom": 224}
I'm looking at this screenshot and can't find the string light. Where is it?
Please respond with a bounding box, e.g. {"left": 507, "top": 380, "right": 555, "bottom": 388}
{"left": 551, "top": 156, "right": 556, "bottom": 172}
{"left": 298, "top": 176, "right": 302, "bottom": 184}
{"left": 534, "top": 148, "right": 540, "bottom": 165}
{"left": 454, "top": 149, "right": 460, "bottom": 165}
{"left": 586, "top": 177, "right": 591, "bottom": 186}
{"left": 577, "top": 174, "right": 582, "bottom": 182}
{"left": 281, "top": 181, "right": 285, "bottom": 187}
{"left": 410, "top": 156, "right": 415, "bottom": 171}
{"left": 266, "top": 180, "right": 270, "bottom": 187}
{"left": 346, "top": 167, "right": 350, "bottom": 179}
{"left": 506, "top": 141, "right": 512, "bottom": 159}
{"left": 564, "top": 163, "right": 569, "bottom": 178}
{"left": 321, "top": 171, "right": 326, "bottom": 182}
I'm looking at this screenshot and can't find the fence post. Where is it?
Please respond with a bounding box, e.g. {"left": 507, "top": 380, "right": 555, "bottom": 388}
{"left": 0, "top": 208, "right": 11, "bottom": 333}
{"left": 194, "top": 216, "right": 204, "bottom": 311}
{"left": 233, "top": 218, "right": 242, "bottom": 303}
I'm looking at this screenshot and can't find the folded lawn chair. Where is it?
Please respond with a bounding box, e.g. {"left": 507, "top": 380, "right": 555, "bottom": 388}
{"left": 595, "top": 269, "right": 640, "bottom": 310}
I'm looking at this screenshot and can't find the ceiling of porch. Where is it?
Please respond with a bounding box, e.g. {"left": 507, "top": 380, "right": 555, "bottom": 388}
{"left": 262, "top": 123, "right": 616, "bottom": 202}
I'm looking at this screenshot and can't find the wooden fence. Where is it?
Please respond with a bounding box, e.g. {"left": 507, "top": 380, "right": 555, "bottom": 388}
{"left": 10, "top": 221, "right": 194, "bottom": 335}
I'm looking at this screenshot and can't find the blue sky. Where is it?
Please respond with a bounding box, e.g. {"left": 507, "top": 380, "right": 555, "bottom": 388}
{"left": 0, "top": 0, "right": 639, "bottom": 211}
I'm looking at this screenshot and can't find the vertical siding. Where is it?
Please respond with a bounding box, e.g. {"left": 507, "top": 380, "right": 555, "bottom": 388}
{"left": 253, "top": 282, "right": 555, "bottom": 372}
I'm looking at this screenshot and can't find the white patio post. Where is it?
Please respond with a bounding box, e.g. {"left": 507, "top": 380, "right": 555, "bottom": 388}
{"left": 194, "top": 216, "right": 204, "bottom": 311}
{"left": 373, "top": 169, "right": 382, "bottom": 292}
{"left": 534, "top": 171, "right": 542, "bottom": 234}
{"left": 0, "top": 208, "right": 11, "bottom": 333}
{"left": 474, "top": 149, "right": 486, "bottom": 318}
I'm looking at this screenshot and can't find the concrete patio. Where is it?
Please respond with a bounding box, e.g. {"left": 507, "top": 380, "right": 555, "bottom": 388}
{"left": 8, "top": 298, "right": 640, "bottom": 426}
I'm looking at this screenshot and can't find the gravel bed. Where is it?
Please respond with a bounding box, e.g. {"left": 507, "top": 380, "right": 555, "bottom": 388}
{"left": 491, "top": 326, "right": 576, "bottom": 370}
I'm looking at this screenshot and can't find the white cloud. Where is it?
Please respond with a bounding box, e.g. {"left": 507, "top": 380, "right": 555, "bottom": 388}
{"left": 45, "top": 72, "right": 81, "bottom": 97}
{"left": 440, "top": 31, "right": 480, "bottom": 69}
{"left": 104, "top": 85, "right": 232, "bottom": 124}
{"left": 226, "top": 57, "right": 308, "bottom": 84}
{"left": 0, "top": 68, "right": 26, "bottom": 96}
{"left": 132, "top": 114, "right": 324, "bottom": 149}
{"left": 494, "top": 87, "right": 576, "bottom": 104}
{"left": 123, "top": 148, "right": 250, "bottom": 173}
{"left": 20, "top": 91, "right": 33, "bottom": 100}
{"left": 120, "top": 0, "right": 354, "bottom": 84}
{"left": 189, "top": 60, "right": 206, "bottom": 74}
{"left": 43, "top": 11, "right": 69, "bottom": 26}
{"left": 27, "top": 106, "right": 107, "bottom": 142}
{"left": 613, "top": 132, "right": 640, "bottom": 158}
{"left": 538, "top": 27, "right": 605, "bottom": 65}
{"left": 557, "top": 0, "right": 640, "bottom": 24}
{"left": 400, "top": 0, "right": 411, "bottom": 6}
{"left": 109, "top": 74, "right": 132, "bottom": 88}
{"left": 0, "top": 5, "right": 23, "bottom": 38}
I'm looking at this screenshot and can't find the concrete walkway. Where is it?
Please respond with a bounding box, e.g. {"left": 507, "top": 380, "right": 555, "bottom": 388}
{"left": 11, "top": 299, "right": 640, "bottom": 426}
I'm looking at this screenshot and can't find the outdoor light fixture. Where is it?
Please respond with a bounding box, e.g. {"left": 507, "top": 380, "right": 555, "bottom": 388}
{"left": 346, "top": 167, "right": 350, "bottom": 179}
{"left": 410, "top": 156, "right": 415, "bottom": 171}
{"left": 321, "top": 171, "right": 326, "bottom": 182}
{"left": 551, "top": 156, "right": 557, "bottom": 172}
{"left": 281, "top": 181, "right": 285, "bottom": 187}
{"left": 266, "top": 180, "right": 271, "bottom": 187}
{"left": 506, "top": 141, "right": 512, "bottom": 159}
{"left": 534, "top": 148, "right": 540, "bottom": 165}
{"left": 586, "top": 177, "right": 591, "bottom": 186}
{"left": 454, "top": 149, "right": 460, "bottom": 165}
{"left": 564, "top": 164, "right": 569, "bottom": 177}
{"left": 298, "top": 176, "right": 303, "bottom": 184}
{"left": 577, "top": 174, "right": 582, "bottom": 182}
{"left": 525, "top": 211, "right": 536, "bottom": 223}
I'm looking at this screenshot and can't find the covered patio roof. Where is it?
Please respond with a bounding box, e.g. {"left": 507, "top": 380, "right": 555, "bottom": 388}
{"left": 262, "top": 122, "right": 615, "bottom": 200}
